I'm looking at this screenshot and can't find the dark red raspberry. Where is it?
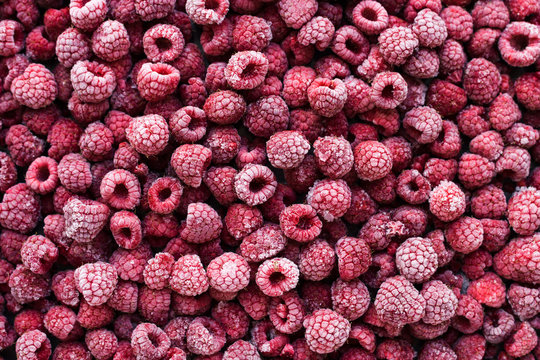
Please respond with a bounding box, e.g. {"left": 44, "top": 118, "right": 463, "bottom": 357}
{"left": 335, "top": 236, "right": 371, "bottom": 281}
{"left": 298, "top": 239, "right": 335, "bottom": 281}
{"left": 278, "top": 204, "right": 321, "bottom": 243}
{"left": 426, "top": 80, "right": 467, "bottom": 116}
{"left": 107, "top": 280, "right": 138, "bottom": 313}
{"left": 9, "top": 265, "right": 50, "bottom": 304}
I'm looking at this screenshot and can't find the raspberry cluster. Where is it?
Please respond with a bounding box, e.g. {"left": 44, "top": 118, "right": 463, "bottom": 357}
{"left": 0, "top": 0, "right": 539, "bottom": 359}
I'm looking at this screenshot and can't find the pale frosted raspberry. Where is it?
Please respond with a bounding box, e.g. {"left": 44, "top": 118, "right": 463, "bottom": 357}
{"left": 463, "top": 58, "right": 502, "bottom": 105}
{"left": 224, "top": 340, "right": 261, "bottom": 360}
{"left": 70, "top": 61, "right": 115, "bottom": 104}
{"left": 343, "top": 76, "right": 375, "bottom": 116}
{"left": 378, "top": 26, "right": 419, "bottom": 65}
{"left": 169, "top": 254, "right": 209, "bottom": 296}
{"left": 110, "top": 211, "right": 142, "bottom": 249}
{"left": 303, "top": 309, "right": 350, "bottom": 354}
{"left": 332, "top": 278, "right": 370, "bottom": 321}
{"left": 375, "top": 276, "right": 426, "bottom": 326}
{"left": 63, "top": 198, "right": 110, "bottom": 243}
{"left": 78, "top": 122, "right": 114, "bottom": 162}
{"left": 131, "top": 323, "right": 171, "bottom": 360}
{"left": 279, "top": 204, "right": 321, "bottom": 243}
{"left": 232, "top": 15, "right": 272, "bottom": 52}
{"left": 507, "top": 284, "right": 540, "bottom": 320}
{"left": 469, "top": 131, "right": 504, "bottom": 161}
{"left": 505, "top": 123, "right": 539, "bottom": 148}
{"left": 505, "top": 321, "right": 538, "bottom": 357}
{"left": 240, "top": 224, "right": 286, "bottom": 262}
{"left": 91, "top": 20, "right": 130, "bottom": 62}
{"left": 494, "top": 234, "right": 540, "bottom": 284}
{"left": 352, "top": 1, "right": 388, "bottom": 35}
{"left": 489, "top": 93, "right": 522, "bottom": 131}
{"left": 256, "top": 257, "right": 300, "bottom": 297}
{"left": 126, "top": 114, "right": 169, "bottom": 157}
{"left": 307, "top": 77, "right": 347, "bottom": 117}
{"left": 402, "top": 106, "right": 443, "bottom": 144}
{"left": 277, "top": 0, "right": 318, "bottom": 29}
{"left": 429, "top": 180, "right": 466, "bottom": 222}
{"left": 186, "top": 317, "right": 226, "bottom": 355}
{"left": 396, "top": 237, "right": 438, "bottom": 283}
{"left": 441, "top": 6, "right": 473, "bottom": 42}
{"left": 458, "top": 153, "right": 496, "bottom": 189}
{"left": 99, "top": 169, "right": 140, "bottom": 210}
{"left": 282, "top": 66, "right": 316, "bottom": 108}
{"left": 56, "top": 28, "right": 92, "bottom": 69}
{"left": 439, "top": 39, "right": 466, "bottom": 76}
{"left": 495, "top": 146, "right": 531, "bottom": 182}
{"left": 507, "top": 187, "right": 540, "bottom": 235}
{"left": 237, "top": 284, "right": 270, "bottom": 320}
{"left": 499, "top": 22, "right": 540, "bottom": 67}
{"left": 0, "top": 20, "right": 24, "bottom": 56}
{"left": 207, "top": 252, "right": 249, "bottom": 293}
{"left": 21, "top": 235, "right": 58, "bottom": 275}
{"left": 15, "top": 330, "right": 51, "bottom": 360}
{"left": 74, "top": 262, "right": 118, "bottom": 306}
{"left": 371, "top": 71, "right": 408, "bottom": 109}
{"left": 143, "top": 24, "right": 184, "bottom": 63}
{"left": 481, "top": 309, "right": 515, "bottom": 344}
{"left": 312, "top": 136, "right": 353, "bottom": 178}
{"left": 299, "top": 239, "right": 335, "bottom": 281}
{"left": 421, "top": 280, "right": 458, "bottom": 325}
{"left": 354, "top": 141, "right": 393, "bottom": 181}
{"left": 147, "top": 177, "right": 183, "bottom": 215}
{"left": 298, "top": 16, "right": 335, "bottom": 51}
{"left": 170, "top": 145, "right": 211, "bottom": 188}
{"left": 0, "top": 183, "right": 39, "bottom": 234}
{"left": 180, "top": 202, "right": 222, "bottom": 243}
{"left": 306, "top": 179, "right": 351, "bottom": 222}
{"left": 25, "top": 156, "right": 58, "bottom": 195}
{"left": 85, "top": 329, "right": 118, "bottom": 360}
{"left": 224, "top": 51, "right": 268, "bottom": 90}
{"left": 445, "top": 216, "right": 484, "bottom": 254}
{"left": 137, "top": 62, "right": 180, "bottom": 101}
{"left": 185, "top": 0, "right": 229, "bottom": 25}
{"left": 234, "top": 164, "right": 277, "bottom": 206}
{"left": 412, "top": 9, "right": 447, "bottom": 48}
{"left": 265, "top": 131, "right": 310, "bottom": 170}
{"left": 331, "top": 25, "right": 370, "bottom": 65}
{"left": 335, "top": 236, "right": 371, "bottom": 281}
{"left": 10, "top": 63, "right": 57, "bottom": 109}
{"left": 69, "top": 0, "right": 107, "bottom": 31}
{"left": 268, "top": 291, "right": 305, "bottom": 334}
{"left": 403, "top": 48, "right": 440, "bottom": 79}
{"left": 142, "top": 252, "right": 174, "bottom": 291}
{"left": 471, "top": 0, "right": 510, "bottom": 29}
{"left": 9, "top": 265, "right": 50, "bottom": 304}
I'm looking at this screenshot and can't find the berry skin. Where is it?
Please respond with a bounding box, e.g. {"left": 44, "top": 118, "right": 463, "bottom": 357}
{"left": 171, "top": 144, "right": 212, "bottom": 188}
{"left": 354, "top": 141, "right": 393, "bottom": 181}
{"left": 74, "top": 262, "right": 118, "bottom": 306}
{"left": 469, "top": 131, "right": 504, "bottom": 161}
{"left": 429, "top": 180, "right": 466, "bottom": 222}
{"left": 143, "top": 24, "right": 184, "bottom": 62}
{"left": 282, "top": 66, "right": 317, "bottom": 108}
{"left": 266, "top": 131, "right": 310, "bottom": 170}
{"left": 396, "top": 237, "right": 438, "bottom": 283}
{"left": 234, "top": 164, "right": 277, "bottom": 206}
{"left": 63, "top": 198, "right": 110, "bottom": 243}
{"left": 131, "top": 323, "right": 171, "bottom": 360}
{"left": 136, "top": 62, "right": 180, "bottom": 101}
{"left": 463, "top": 58, "right": 502, "bottom": 105}
{"left": 204, "top": 90, "right": 246, "bottom": 126}
{"left": 493, "top": 234, "right": 540, "bottom": 284}
{"left": 244, "top": 95, "right": 289, "bottom": 138}
{"left": 378, "top": 26, "right": 419, "bottom": 65}
{"left": 0, "top": 183, "right": 40, "bottom": 234}
{"left": 126, "top": 114, "right": 170, "bottom": 157}
{"left": 299, "top": 239, "right": 335, "bottom": 281}
{"left": 11, "top": 63, "right": 57, "bottom": 109}
{"left": 207, "top": 252, "right": 249, "bottom": 293}
{"left": 303, "top": 309, "right": 351, "bottom": 354}
{"left": 375, "top": 275, "right": 426, "bottom": 326}
{"left": 9, "top": 265, "right": 51, "bottom": 304}
{"left": 225, "top": 51, "right": 269, "bottom": 90}
{"left": 170, "top": 254, "right": 209, "bottom": 296}
{"left": 143, "top": 252, "right": 174, "bottom": 291}
{"left": 307, "top": 77, "right": 347, "bottom": 117}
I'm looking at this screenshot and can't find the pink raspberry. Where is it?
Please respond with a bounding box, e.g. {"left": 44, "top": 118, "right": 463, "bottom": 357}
{"left": 312, "top": 136, "right": 353, "bottom": 178}
{"left": 331, "top": 25, "right": 370, "bottom": 65}
{"left": 203, "top": 90, "right": 245, "bottom": 126}
{"left": 282, "top": 66, "right": 316, "bottom": 108}
{"left": 131, "top": 323, "right": 171, "bottom": 360}
{"left": 168, "top": 106, "right": 207, "bottom": 144}
{"left": 412, "top": 9, "right": 447, "bottom": 48}
{"left": 423, "top": 158, "right": 458, "bottom": 186}
{"left": 467, "top": 272, "right": 506, "bottom": 307}
{"left": 104, "top": 112, "right": 134, "bottom": 144}
{"left": 63, "top": 197, "right": 110, "bottom": 243}
{"left": 55, "top": 28, "right": 91, "bottom": 68}
{"left": 439, "top": 39, "right": 466, "bottom": 77}
{"left": 69, "top": 0, "right": 107, "bottom": 31}
{"left": 445, "top": 216, "right": 484, "bottom": 254}
{"left": 85, "top": 329, "right": 118, "bottom": 360}
{"left": 471, "top": 0, "right": 510, "bottom": 29}
{"left": 204, "top": 166, "right": 238, "bottom": 206}
{"left": 440, "top": 6, "right": 473, "bottom": 42}
{"left": 20, "top": 235, "right": 58, "bottom": 275}
{"left": 403, "top": 107, "right": 444, "bottom": 145}
{"left": 186, "top": 317, "right": 226, "bottom": 355}
{"left": 134, "top": 0, "right": 175, "bottom": 21}
{"left": 457, "top": 106, "right": 489, "bottom": 138}
{"left": 378, "top": 26, "right": 419, "bottom": 65}
{"left": 109, "top": 211, "right": 142, "bottom": 249}
{"left": 9, "top": 265, "right": 50, "bottom": 304}
{"left": 147, "top": 177, "right": 183, "bottom": 214}
{"left": 396, "top": 169, "right": 431, "bottom": 204}
{"left": 299, "top": 239, "right": 335, "bottom": 281}
{"left": 332, "top": 278, "right": 370, "bottom": 321}
{"left": 70, "top": 61, "right": 116, "bottom": 104}
{"left": 179, "top": 202, "right": 221, "bottom": 244}
{"left": 10, "top": 63, "right": 57, "bottom": 109}
{"left": 490, "top": 95, "right": 522, "bottom": 134}
{"left": 470, "top": 185, "right": 506, "bottom": 220}
{"left": 508, "top": 187, "right": 540, "bottom": 235}
{"left": 224, "top": 51, "right": 268, "bottom": 90}
{"left": 508, "top": 284, "right": 540, "bottom": 320}
{"left": 100, "top": 169, "right": 141, "bottom": 210}
{"left": 238, "top": 284, "right": 270, "bottom": 320}
{"left": 335, "top": 236, "right": 371, "bottom": 281}
{"left": 515, "top": 72, "right": 540, "bottom": 110}
{"left": 469, "top": 131, "right": 504, "bottom": 161}
{"left": 354, "top": 141, "right": 393, "bottom": 181}
{"left": 143, "top": 24, "right": 184, "bottom": 63}
{"left": 126, "top": 114, "right": 170, "bottom": 157}
{"left": 352, "top": 1, "right": 389, "bottom": 35}
{"left": 298, "top": 16, "right": 335, "bottom": 51}
{"left": 203, "top": 126, "right": 241, "bottom": 164}
{"left": 463, "top": 58, "right": 502, "bottom": 104}
{"left": 224, "top": 340, "right": 260, "bottom": 360}
{"left": 426, "top": 80, "right": 467, "bottom": 116}
{"left": 306, "top": 179, "right": 351, "bottom": 221}
{"left": 458, "top": 153, "right": 496, "bottom": 189}
{"left": 421, "top": 280, "right": 458, "bottom": 325}
{"left": 43, "top": 306, "right": 78, "bottom": 340}
{"left": 265, "top": 131, "right": 309, "bottom": 170}
{"left": 467, "top": 27, "right": 502, "bottom": 62}
{"left": 268, "top": 291, "right": 305, "bottom": 334}
{"left": 403, "top": 49, "right": 440, "bottom": 79}
{"left": 499, "top": 22, "right": 540, "bottom": 67}
{"left": 25, "top": 156, "right": 59, "bottom": 195}
{"left": 303, "top": 309, "right": 350, "bottom": 354}
{"left": 307, "top": 77, "right": 347, "bottom": 117}
{"left": 74, "top": 262, "right": 118, "bottom": 306}
{"left": 370, "top": 71, "right": 407, "bottom": 109}
{"left": 5, "top": 124, "right": 45, "bottom": 167}
{"left": 207, "top": 252, "right": 249, "bottom": 293}
{"left": 496, "top": 146, "right": 531, "bottom": 182}
{"left": 375, "top": 276, "right": 426, "bottom": 326}
{"left": 136, "top": 62, "right": 180, "bottom": 101}
{"left": 256, "top": 257, "right": 300, "bottom": 297}
{"left": 137, "top": 286, "right": 171, "bottom": 325}
{"left": 169, "top": 254, "right": 209, "bottom": 296}
{"left": 179, "top": 77, "right": 207, "bottom": 108}
{"left": 277, "top": 0, "right": 318, "bottom": 29}
{"left": 77, "top": 299, "right": 115, "bottom": 329}
{"left": 185, "top": 0, "right": 229, "bottom": 25}
{"left": 505, "top": 321, "right": 538, "bottom": 357}
{"left": 15, "top": 330, "right": 51, "bottom": 360}
{"left": 0, "top": 183, "right": 40, "bottom": 234}
{"left": 51, "top": 270, "right": 79, "bottom": 307}
{"left": 239, "top": 224, "right": 286, "bottom": 262}
{"left": 141, "top": 252, "right": 174, "bottom": 291}
{"left": 278, "top": 204, "right": 321, "bottom": 243}
{"left": 79, "top": 123, "right": 115, "bottom": 162}
{"left": 200, "top": 18, "right": 233, "bottom": 57}
{"left": 482, "top": 309, "right": 515, "bottom": 344}
{"left": 395, "top": 237, "right": 437, "bottom": 283}
{"left": 0, "top": 20, "right": 24, "bottom": 56}
{"left": 505, "top": 123, "right": 539, "bottom": 148}
{"left": 91, "top": 20, "right": 130, "bottom": 63}
{"left": 0, "top": 152, "right": 17, "bottom": 192}
{"left": 234, "top": 163, "right": 277, "bottom": 206}
{"left": 107, "top": 280, "right": 138, "bottom": 313}
{"left": 232, "top": 15, "right": 272, "bottom": 52}
{"left": 453, "top": 334, "right": 486, "bottom": 360}
{"left": 429, "top": 180, "right": 466, "bottom": 222}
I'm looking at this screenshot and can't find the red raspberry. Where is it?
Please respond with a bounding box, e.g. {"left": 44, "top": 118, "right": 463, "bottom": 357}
{"left": 99, "top": 169, "right": 140, "bottom": 210}
{"left": 494, "top": 233, "right": 540, "bottom": 284}
{"left": 70, "top": 61, "right": 116, "bottom": 104}
{"left": 499, "top": 22, "right": 540, "bottom": 67}
{"left": 402, "top": 106, "right": 442, "bottom": 144}
{"left": 463, "top": 58, "right": 502, "bottom": 105}
{"left": 445, "top": 216, "right": 484, "bottom": 254}
{"left": 238, "top": 224, "right": 284, "bottom": 262}
{"left": 203, "top": 91, "right": 245, "bottom": 126}
{"left": 307, "top": 77, "right": 347, "bottom": 117}
{"left": 0, "top": 183, "right": 40, "bottom": 234}
{"left": 137, "top": 286, "right": 171, "bottom": 325}
{"left": 168, "top": 107, "right": 206, "bottom": 144}
{"left": 357, "top": 45, "right": 391, "bottom": 82}
{"left": 277, "top": 0, "right": 318, "bottom": 29}
{"left": 237, "top": 284, "right": 270, "bottom": 320}
{"left": 303, "top": 309, "right": 350, "bottom": 354}
{"left": 439, "top": 39, "right": 466, "bottom": 77}
{"left": 265, "top": 131, "right": 309, "bottom": 170}
{"left": 426, "top": 79, "right": 467, "bottom": 116}
{"left": 412, "top": 9, "right": 447, "bottom": 48}
{"left": 395, "top": 170, "right": 431, "bottom": 204}
{"left": 298, "top": 16, "right": 335, "bottom": 51}
{"left": 203, "top": 126, "right": 241, "bottom": 164}
{"left": 515, "top": 72, "right": 540, "bottom": 110}
{"left": 351, "top": 1, "right": 389, "bottom": 35}
{"left": 370, "top": 71, "right": 407, "bottom": 109}
{"left": 461, "top": 249, "right": 492, "bottom": 280}
{"left": 256, "top": 257, "right": 300, "bottom": 296}
{"left": 312, "top": 136, "right": 353, "bottom": 179}
{"left": 179, "top": 77, "right": 206, "bottom": 108}
{"left": 5, "top": 124, "right": 45, "bottom": 167}
{"left": 458, "top": 153, "right": 496, "bottom": 189}
{"left": 91, "top": 20, "right": 130, "bottom": 63}
{"left": 403, "top": 48, "right": 440, "bottom": 79}
{"left": 25, "top": 157, "right": 60, "bottom": 197}
{"left": 505, "top": 123, "right": 539, "bottom": 148}
{"left": 505, "top": 321, "right": 538, "bottom": 357}
{"left": 354, "top": 141, "right": 393, "bottom": 181}
{"left": 231, "top": 15, "right": 272, "bottom": 52}
{"left": 378, "top": 26, "right": 419, "bottom": 65}
{"left": 343, "top": 77, "right": 375, "bottom": 116}
{"left": 0, "top": 152, "right": 16, "bottom": 192}
{"left": 332, "top": 278, "right": 370, "bottom": 321}
{"left": 481, "top": 218, "right": 511, "bottom": 252}
{"left": 423, "top": 158, "right": 457, "bottom": 186}
{"left": 0, "top": 20, "right": 24, "bottom": 56}
{"left": 52, "top": 342, "right": 91, "bottom": 360}
{"left": 467, "top": 27, "right": 502, "bottom": 62}
{"left": 125, "top": 114, "right": 169, "bottom": 157}
{"left": 103, "top": 111, "right": 131, "bottom": 146}
{"left": 278, "top": 204, "right": 321, "bottom": 243}
{"left": 496, "top": 146, "right": 531, "bottom": 182}
{"left": 282, "top": 66, "right": 317, "bottom": 108}
{"left": 168, "top": 254, "right": 208, "bottom": 296}
{"left": 51, "top": 270, "right": 79, "bottom": 307}
{"left": 490, "top": 93, "right": 522, "bottom": 132}
{"left": 200, "top": 18, "right": 233, "bottom": 56}
{"left": 77, "top": 299, "right": 115, "bottom": 329}
{"left": 420, "top": 280, "right": 458, "bottom": 326}
{"left": 55, "top": 28, "right": 91, "bottom": 68}
{"left": 10, "top": 63, "right": 57, "bottom": 109}
{"left": 22, "top": 104, "right": 59, "bottom": 137}
{"left": 15, "top": 330, "right": 51, "bottom": 360}
{"left": 268, "top": 291, "right": 305, "bottom": 334}
{"left": 9, "top": 265, "right": 50, "bottom": 304}
{"left": 179, "top": 202, "right": 221, "bottom": 244}
{"left": 69, "top": 0, "right": 107, "bottom": 31}
{"left": 13, "top": 309, "right": 44, "bottom": 336}
{"left": 131, "top": 323, "right": 171, "bottom": 360}
{"left": 136, "top": 62, "right": 180, "bottom": 101}
{"left": 211, "top": 302, "right": 248, "bottom": 341}
{"left": 74, "top": 261, "right": 118, "bottom": 306}
{"left": 508, "top": 187, "right": 540, "bottom": 235}
{"left": 20, "top": 235, "right": 58, "bottom": 275}
{"left": 429, "top": 180, "right": 466, "bottom": 222}
{"left": 335, "top": 236, "right": 371, "bottom": 281}
{"left": 467, "top": 272, "right": 506, "bottom": 307}
{"left": 85, "top": 329, "right": 118, "bottom": 360}
{"left": 483, "top": 309, "right": 515, "bottom": 344}
{"left": 508, "top": 284, "right": 540, "bottom": 320}
{"left": 395, "top": 237, "right": 438, "bottom": 283}
{"left": 147, "top": 177, "right": 183, "bottom": 214}
{"left": 470, "top": 185, "right": 506, "bottom": 219}
{"left": 299, "top": 239, "right": 335, "bottom": 281}
{"left": 306, "top": 179, "right": 351, "bottom": 221}
{"left": 471, "top": 0, "right": 510, "bottom": 29}
{"left": 206, "top": 252, "right": 249, "bottom": 293}
{"left": 141, "top": 252, "right": 173, "bottom": 291}
{"left": 63, "top": 198, "right": 109, "bottom": 244}
{"left": 468, "top": 131, "right": 504, "bottom": 162}
{"left": 204, "top": 166, "right": 238, "bottom": 206}
{"left": 186, "top": 317, "right": 226, "bottom": 356}
{"left": 376, "top": 339, "right": 417, "bottom": 360}
{"left": 453, "top": 334, "right": 486, "bottom": 360}
{"left": 440, "top": 6, "right": 473, "bottom": 42}
{"left": 26, "top": 26, "right": 55, "bottom": 61}
{"left": 43, "top": 306, "right": 79, "bottom": 341}
{"left": 109, "top": 211, "right": 142, "bottom": 250}
{"left": 224, "top": 51, "right": 268, "bottom": 90}
{"left": 224, "top": 340, "right": 260, "bottom": 360}
{"left": 456, "top": 105, "right": 489, "bottom": 138}
{"left": 234, "top": 163, "right": 277, "bottom": 206}
{"left": 375, "top": 275, "right": 426, "bottom": 326}
{"left": 244, "top": 95, "right": 290, "bottom": 138}
{"left": 107, "top": 280, "right": 138, "bottom": 313}
{"left": 143, "top": 24, "right": 184, "bottom": 63}
{"left": 185, "top": 0, "right": 229, "bottom": 25}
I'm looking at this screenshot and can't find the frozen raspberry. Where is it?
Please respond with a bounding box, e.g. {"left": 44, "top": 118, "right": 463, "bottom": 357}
{"left": 126, "top": 114, "right": 170, "bottom": 157}
{"left": 224, "top": 340, "right": 260, "bottom": 360}
{"left": 200, "top": 18, "right": 233, "bottom": 56}
{"left": 468, "top": 131, "right": 504, "bottom": 162}
{"left": 298, "top": 16, "right": 335, "bottom": 51}
{"left": 395, "top": 237, "right": 438, "bottom": 283}
{"left": 70, "top": 61, "right": 116, "bottom": 105}
{"left": 467, "top": 272, "right": 506, "bottom": 307}
{"left": 515, "top": 72, "right": 540, "bottom": 110}
{"left": 55, "top": 28, "right": 92, "bottom": 69}
{"left": 23, "top": 156, "right": 58, "bottom": 196}
{"left": 231, "top": 15, "right": 271, "bottom": 52}
{"left": 457, "top": 106, "right": 489, "bottom": 138}
{"left": 470, "top": 185, "right": 506, "bottom": 219}
{"left": 25, "top": 26, "right": 55, "bottom": 61}
{"left": 463, "top": 58, "right": 502, "bottom": 104}
{"left": 369, "top": 72, "right": 407, "bottom": 109}
{"left": 282, "top": 66, "right": 317, "bottom": 108}
{"left": 0, "top": 152, "right": 16, "bottom": 192}
{"left": 306, "top": 179, "right": 351, "bottom": 222}
{"left": 496, "top": 146, "right": 531, "bottom": 182}
{"left": 168, "top": 108, "right": 206, "bottom": 144}
{"left": 375, "top": 275, "right": 426, "bottom": 326}
{"left": 69, "top": 0, "right": 107, "bottom": 31}
{"left": 412, "top": 9, "right": 447, "bottom": 48}
{"left": 185, "top": 0, "right": 229, "bottom": 25}
{"left": 313, "top": 136, "right": 353, "bottom": 179}
{"left": 499, "top": 22, "right": 540, "bottom": 67}
{"left": 224, "top": 51, "right": 268, "bottom": 90}
{"left": 508, "top": 284, "right": 540, "bottom": 320}
{"left": 440, "top": 6, "right": 473, "bottom": 42}
{"left": 77, "top": 299, "right": 115, "bottom": 329}
{"left": 303, "top": 309, "right": 350, "bottom": 354}
{"left": 52, "top": 342, "right": 91, "bottom": 360}
{"left": 264, "top": 131, "right": 309, "bottom": 170}
{"left": 233, "top": 163, "right": 276, "bottom": 206}
{"left": 63, "top": 198, "right": 110, "bottom": 244}
{"left": 396, "top": 170, "right": 431, "bottom": 204}
{"left": 238, "top": 225, "right": 284, "bottom": 263}
{"left": 483, "top": 309, "right": 515, "bottom": 343}
{"left": 354, "top": 141, "right": 393, "bottom": 181}
{"left": 143, "top": 24, "right": 184, "bottom": 63}
{"left": 277, "top": 204, "right": 320, "bottom": 243}
{"left": 16, "top": 330, "right": 51, "bottom": 360}
{"left": 0, "top": 183, "right": 40, "bottom": 234}
{"left": 186, "top": 317, "right": 226, "bottom": 355}
{"left": 206, "top": 252, "right": 249, "bottom": 293}
{"left": 403, "top": 49, "right": 440, "bottom": 79}
{"left": 420, "top": 280, "right": 458, "bottom": 326}
{"left": 472, "top": 0, "right": 510, "bottom": 29}
{"left": 445, "top": 216, "right": 484, "bottom": 254}
{"left": 505, "top": 321, "right": 538, "bottom": 357}
{"left": 203, "top": 91, "right": 245, "bottom": 126}
{"left": 179, "top": 202, "right": 221, "bottom": 244}
{"left": 43, "top": 306, "right": 79, "bottom": 341}
{"left": 102, "top": 112, "right": 130, "bottom": 146}
{"left": 402, "top": 106, "right": 442, "bottom": 144}
{"left": 9, "top": 265, "right": 50, "bottom": 304}
{"left": 168, "top": 254, "right": 208, "bottom": 296}
{"left": 0, "top": 20, "right": 24, "bottom": 56}
{"left": 109, "top": 211, "right": 142, "bottom": 250}
{"left": 136, "top": 62, "right": 180, "bottom": 101}
{"left": 458, "top": 153, "right": 496, "bottom": 189}
{"left": 332, "top": 278, "right": 370, "bottom": 321}
{"left": 50, "top": 270, "right": 79, "bottom": 308}
{"left": 453, "top": 334, "right": 486, "bottom": 360}
{"left": 426, "top": 80, "right": 467, "bottom": 116}
{"left": 378, "top": 26, "right": 419, "bottom": 65}
{"left": 307, "top": 77, "right": 347, "bottom": 117}
{"left": 256, "top": 257, "right": 300, "bottom": 297}
{"left": 277, "top": 0, "right": 318, "bottom": 29}
{"left": 439, "top": 40, "right": 466, "bottom": 78}
{"left": 99, "top": 169, "right": 141, "bottom": 210}
{"left": 467, "top": 27, "right": 502, "bottom": 62}
{"left": 203, "top": 166, "right": 237, "bottom": 206}
{"left": 5, "top": 124, "right": 45, "bottom": 168}
{"left": 141, "top": 252, "right": 173, "bottom": 291}
{"left": 91, "top": 20, "right": 130, "bottom": 63}
{"left": 298, "top": 239, "right": 335, "bottom": 281}
{"left": 481, "top": 218, "right": 510, "bottom": 252}
{"left": 137, "top": 286, "right": 171, "bottom": 325}
{"left": 351, "top": 1, "right": 388, "bottom": 35}
{"left": 85, "top": 329, "right": 118, "bottom": 360}
{"left": 505, "top": 123, "right": 539, "bottom": 148}
{"left": 74, "top": 262, "right": 118, "bottom": 306}
{"left": 131, "top": 323, "right": 171, "bottom": 360}
{"left": 335, "top": 236, "right": 371, "bottom": 281}
{"left": 147, "top": 177, "right": 183, "bottom": 214}
{"left": 461, "top": 249, "right": 492, "bottom": 280}
{"left": 14, "top": 309, "right": 44, "bottom": 336}
{"left": 10, "top": 63, "right": 57, "bottom": 109}
{"left": 20, "top": 235, "right": 58, "bottom": 275}
{"left": 107, "top": 280, "right": 138, "bottom": 313}
{"left": 203, "top": 126, "right": 240, "bottom": 164}
{"left": 267, "top": 291, "right": 305, "bottom": 334}
{"left": 179, "top": 77, "right": 206, "bottom": 108}
{"left": 489, "top": 93, "right": 522, "bottom": 132}
{"left": 429, "top": 180, "right": 466, "bottom": 222}
{"left": 494, "top": 233, "right": 540, "bottom": 284}
{"left": 376, "top": 339, "right": 417, "bottom": 360}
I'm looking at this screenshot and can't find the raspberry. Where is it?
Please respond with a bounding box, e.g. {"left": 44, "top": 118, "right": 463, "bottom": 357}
{"left": 70, "top": 61, "right": 116, "bottom": 105}
{"left": 168, "top": 254, "right": 208, "bottom": 296}
{"left": 496, "top": 146, "right": 531, "bottom": 182}
{"left": 178, "top": 202, "right": 221, "bottom": 244}
{"left": 467, "top": 272, "right": 506, "bottom": 307}
{"left": 332, "top": 278, "right": 370, "bottom": 321}
{"left": 306, "top": 179, "right": 352, "bottom": 222}
{"left": 125, "top": 114, "right": 170, "bottom": 157}
{"left": 471, "top": 0, "right": 510, "bottom": 29}
{"left": 186, "top": 317, "right": 226, "bottom": 355}
{"left": 206, "top": 252, "right": 249, "bottom": 293}
{"left": 402, "top": 106, "right": 442, "bottom": 145}
{"left": 20, "top": 235, "right": 58, "bottom": 275}
{"left": 85, "top": 329, "right": 118, "bottom": 360}
{"left": 420, "top": 280, "right": 458, "bottom": 326}
{"left": 0, "top": 183, "right": 40, "bottom": 234}
{"left": 202, "top": 167, "right": 237, "bottom": 206}
{"left": 412, "top": 9, "right": 447, "bottom": 48}
{"left": 265, "top": 130, "right": 309, "bottom": 170}
{"left": 99, "top": 170, "right": 140, "bottom": 210}
{"left": 456, "top": 105, "right": 489, "bottom": 138}
{"left": 91, "top": 20, "right": 130, "bottom": 63}
{"left": 224, "top": 51, "right": 268, "bottom": 90}
{"left": 505, "top": 321, "right": 538, "bottom": 357}
{"left": 277, "top": 0, "right": 318, "bottom": 29}
{"left": 0, "top": 20, "right": 24, "bottom": 56}
{"left": 179, "top": 77, "right": 206, "bottom": 108}
{"left": 43, "top": 306, "right": 77, "bottom": 340}
{"left": 453, "top": 334, "right": 486, "bottom": 360}
{"left": 395, "top": 237, "right": 438, "bottom": 283}
{"left": 143, "top": 24, "right": 184, "bottom": 63}
{"left": 426, "top": 80, "right": 467, "bottom": 116}
{"left": 494, "top": 234, "right": 540, "bottom": 284}
{"left": 77, "top": 299, "right": 115, "bottom": 329}
{"left": 0, "top": 152, "right": 16, "bottom": 192}
{"left": 23, "top": 156, "right": 58, "bottom": 196}
{"left": 200, "top": 18, "right": 233, "bottom": 56}
{"left": 256, "top": 257, "right": 300, "bottom": 297}
{"left": 231, "top": 15, "right": 272, "bottom": 52}
{"left": 499, "top": 22, "right": 540, "bottom": 67}
{"left": 396, "top": 170, "right": 431, "bottom": 204}
{"left": 69, "top": 0, "right": 107, "bottom": 31}
{"left": 483, "top": 309, "right": 515, "bottom": 343}
{"left": 463, "top": 58, "right": 502, "bottom": 105}
{"left": 403, "top": 49, "right": 440, "bottom": 79}
{"left": 352, "top": 1, "right": 389, "bottom": 35}
{"left": 429, "top": 180, "right": 466, "bottom": 222}
{"left": 185, "top": 0, "right": 229, "bottom": 25}
{"left": 469, "top": 131, "right": 504, "bottom": 162}
{"left": 278, "top": 204, "right": 321, "bottom": 243}
{"left": 450, "top": 294, "right": 484, "bottom": 334}
{"left": 10, "top": 63, "right": 57, "bottom": 109}
{"left": 307, "top": 77, "right": 347, "bottom": 117}
{"left": 445, "top": 216, "right": 484, "bottom": 254}
{"left": 298, "top": 239, "right": 335, "bottom": 281}
{"left": 335, "top": 236, "right": 371, "bottom": 281}
{"left": 26, "top": 26, "right": 55, "bottom": 61}
{"left": 303, "top": 309, "right": 350, "bottom": 354}
{"left": 52, "top": 342, "right": 91, "bottom": 360}
{"left": 458, "top": 153, "right": 496, "bottom": 189}
{"left": 489, "top": 93, "right": 522, "bottom": 131}
{"left": 470, "top": 185, "right": 506, "bottom": 219}
{"left": 481, "top": 218, "right": 511, "bottom": 252}
{"left": 63, "top": 198, "right": 110, "bottom": 244}
{"left": 505, "top": 123, "right": 539, "bottom": 148}
{"left": 298, "top": 16, "right": 335, "bottom": 51}
{"left": 237, "top": 284, "right": 270, "bottom": 320}
{"left": 515, "top": 72, "right": 540, "bottom": 110}
{"left": 136, "top": 62, "right": 180, "bottom": 101}
{"left": 107, "top": 280, "right": 138, "bottom": 313}
{"left": 9, "top": 265, "right": 50, "bottom": 304}
{"left": 233, "top": 163, "right": 276, "bottom": 206}
{"left": 239, "top": 224, "right": 285, "bottom": 262}
{"left": 267, "top": 291, "right": 305, "bottom": 334}
{"left": 5, "top": 124, "right": 45, "bottom": 168}
{"left": 224, "top": 340, "right": 260, "bottom": 360}
{"left": 508, "top": 284, "right": 540, "bottom": 320}
{"left": 15, "top": 330, "right": 51, "bottom": 360}
{"left": 375, "top": 275, "right": 426, "bottom": 326}
{"left": 203, "top": 126, "right": 240, "bottom": 164}
{"left": 440, "top": 6, "right": 473, "bottom": 42}
{"left": 131, "top": 323, "right": 171, "bottom": 359}
{"left": 109, "top": 211, "right": 142, "bottom": 250}
{"left": 282, "top": 66, "right": 317, "bottom": 108}
{"left": 354, "top": 141, "right": 393, "bottom": 181}
{"left": 74, "top": 262, "right": 118, "bottom": 306}
{"left": 378, "top": 26, "right": 419, "bottom": 65}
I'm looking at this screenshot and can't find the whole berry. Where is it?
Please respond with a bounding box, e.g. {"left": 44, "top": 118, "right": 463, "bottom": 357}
{"left": 303, "top": 309, "right": 351, "bottom": 354}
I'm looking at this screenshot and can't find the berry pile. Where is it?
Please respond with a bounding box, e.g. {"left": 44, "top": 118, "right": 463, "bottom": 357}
{"left": 0, "top": 0, "right": 539, "bottom": 358}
